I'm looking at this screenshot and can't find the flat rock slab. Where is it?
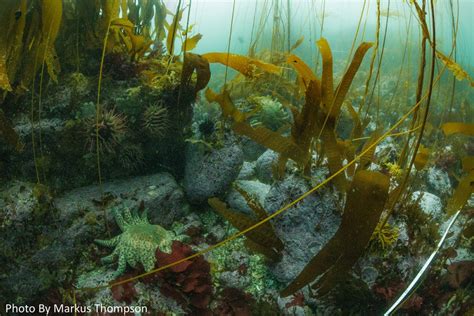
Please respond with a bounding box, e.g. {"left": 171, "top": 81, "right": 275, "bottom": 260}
{"left": 55, "top": 172, "right": 188, "bottom": 228}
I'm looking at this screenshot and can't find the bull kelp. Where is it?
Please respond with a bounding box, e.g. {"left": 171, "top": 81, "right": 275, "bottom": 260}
{"left": 0, "top": 0, "right": 473, "bottom": 315}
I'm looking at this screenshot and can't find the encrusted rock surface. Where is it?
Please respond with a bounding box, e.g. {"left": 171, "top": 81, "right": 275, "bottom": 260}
{"left": 55, "top": 172, "right": 188, "bottom": 227}
{"left": 184, "top": 143, "right": 243, "bottom": 204}
{"left": 255, "top": 150, "right": 279, "bottom": 184}
{"left": 264, "top": 175, "right": 341, "bottom": 283}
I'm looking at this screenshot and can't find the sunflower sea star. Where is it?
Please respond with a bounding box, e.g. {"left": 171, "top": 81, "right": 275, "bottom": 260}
{"left": 95, "top": 206, "right": 175, "bottom": 277}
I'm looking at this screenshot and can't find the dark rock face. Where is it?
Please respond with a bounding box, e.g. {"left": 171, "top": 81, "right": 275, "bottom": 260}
{"left": 55, "top": 172, "right": 189, "bottom": 228}
{"left": 184, "top": 143, "right": 243, "bottom": 204}
{"left": 0, "top": 172, "right": 188, "bottom": 305}
{"left": 264, "top": 175, "right": 341, "bottom": 283}
{"left": 255, "top": 150, "right": 279, "bottom": 184}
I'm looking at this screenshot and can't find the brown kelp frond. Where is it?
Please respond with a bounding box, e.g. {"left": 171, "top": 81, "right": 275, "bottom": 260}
{"left": 436, "top": 50, "right": 474, "bottom": 86}
{"left": 446, "top": 167, "right": 474, "bottom": 216}
{"left": 286, "top": 54, "right": 320, "bottom": 91}
{"left": 281, "top": 170, "right": 390, "bottom": 297}
{"left": 441, "top": 122, "right": 474, "bottom": 136}
{"left": 205, "top": 88, "right": 248, "bottom": 123}
{"left": 208, "top": 196, "right": 283, "bottom": 261}
{"left": 413, "top": 145, "right": 430, "bottom": 171}
{"left": 182, "top": 53, "right": 211, "bottom": 93}
{"left": 0, "top": 0, "right": 62, "bottom": 94}
{"left": 233, "top": 122, "right": 306, "bottom": 165}
{"left": 202, "top": 52, "right": 282, "bottom": 78}
{"left": 0, "top": 109, "right": 24, "bottom": 151}
{"left": 108, "top": 18, "right": 153, "bottom": 60}
{"left": 331, "top": 42, "right": 374, "bottom": 117}
{"left": 166, "top": 7, "right": 184, "bottom": 55}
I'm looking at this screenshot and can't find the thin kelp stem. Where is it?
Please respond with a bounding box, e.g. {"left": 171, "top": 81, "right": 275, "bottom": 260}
{"left": 37, "top": 18, "right": 57, "bottom": 184}
{"left": 176, "top": 0, "right": 193, "bottom": 112}
{"left": 345, "top": 0, "right": 368, "bottom": 70}
{"left": 287, "top": 0, "right": 291, "bottom": 52}
{"left": 168, "top": 0, "right": 182, "bottom": 61}
{"left": 223, "top": 0, "right": 237, "bottom": 86}
{"left": 398, "top": 0, "right": 427, "bottom": 168}
{"left": 248, "top": 0, "right": 258, "bottom": 56}
{"left": 30, "top": 49, "right": 41, "bottom": 184}
{"left": 96, "top": 15, "right": 115, "bottom": 236}
{"left": 381, "top": 0, "right": 436, "bottom": 229}
{"left": 358, "top": 0, "right": 380, "bottom": 117}
{"left": 365, "top": 0, "right": 391, "bottom": 124}
{"left": 314, "top": 0, "right": 326, "bottom": 74}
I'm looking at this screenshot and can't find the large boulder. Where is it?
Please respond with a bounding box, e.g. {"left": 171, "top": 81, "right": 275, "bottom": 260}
{"left": 55, "top": 172, "right": 188, "bottom": 227}
{"left": 184, "top": 143, "right": 243, "bottom": 204}
{"left": 264, "top": 175, "right": 341, "bottom": 283}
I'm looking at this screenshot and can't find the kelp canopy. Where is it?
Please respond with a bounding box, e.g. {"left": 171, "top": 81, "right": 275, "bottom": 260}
{"left": 0, "top": 0, "right": 473, "bottom": 314}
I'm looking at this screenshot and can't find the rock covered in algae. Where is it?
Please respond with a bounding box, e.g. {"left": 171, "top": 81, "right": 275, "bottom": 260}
{"left": 184, "top": 142, "right": 243, "bottom": 204}
{"left": 264, "top": 175, "right": 341, "bottom": 283}
{"left": 255, "top": 149, "right": 279, "bottom": 184}
{"left": 55, "top": 172, "right": 188, "bottom": 228}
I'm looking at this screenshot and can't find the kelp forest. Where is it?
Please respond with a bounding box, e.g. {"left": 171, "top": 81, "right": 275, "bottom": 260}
{"left": 0, "top": 0, "right": 473, "bottom": 315}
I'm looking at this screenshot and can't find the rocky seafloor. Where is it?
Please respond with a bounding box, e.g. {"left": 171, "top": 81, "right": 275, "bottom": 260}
{"left": 1, "top": 72, "right": 473, "bottom": 315}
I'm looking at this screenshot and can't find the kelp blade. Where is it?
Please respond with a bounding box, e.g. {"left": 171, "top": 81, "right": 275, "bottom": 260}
{"left": 281, "top": 170, "right": 389, "bottom": 297}
{"left": 442, "top": 122, "right": 474, "bottom": 136}
{"left": 202, "top": 52, "right": 281, "bottom": 78}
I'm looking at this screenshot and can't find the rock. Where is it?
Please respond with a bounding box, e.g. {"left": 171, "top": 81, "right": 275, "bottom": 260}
{"left": 241, "top": 137, "right": 266, "bottom": 161}
{"left": 237, "top": 161, "right": 256, "bottom": 180}
{"left": 426, "top": 166, "right": 451, "bottom": 197}
{"left": 411, "top": 191, "right": 443, "bottom": 219}
{"left": 226, "top": 180, "right": 270, "bottom": 215}
{"left": 255, "top": 150, "right": 279, "bottom": 184}
{"left": 0, "top": 181, "right": 98, "bottom": 304}
{"left": 55, "top": 172, "right": 188, "bottom": 228}
{"left": 264, "top": 175, "right": 340, "bottom": 283}
{"left": 184, "top": 143, "right": 243, "bottom": 204}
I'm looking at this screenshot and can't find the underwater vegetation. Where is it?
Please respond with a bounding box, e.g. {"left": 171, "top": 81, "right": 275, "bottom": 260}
{"left": 0, "top": 0, "right": 473, "bottom": 314}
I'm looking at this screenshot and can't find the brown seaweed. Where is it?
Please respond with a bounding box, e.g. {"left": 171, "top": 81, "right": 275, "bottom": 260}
{"left": 208, "top": 189, "right": 283, "bottom": 261}
{"left": 281, "top": 170, "right": 390, "bottom": 297}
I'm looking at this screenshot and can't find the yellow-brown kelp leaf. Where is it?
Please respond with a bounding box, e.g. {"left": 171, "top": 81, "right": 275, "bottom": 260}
{"left": 316, "top": 38, "right": 334, "bottom": 112}
{"left": 102, "top": 0, "right": 121, "bottom": 31}
{"left": 166, "top": 8, "right": 184, "bottom": 55}
{"left": 332, "top": 42, "right": 373, "bottom": 117}
{"left": 182, "top": 33, "right": 202, "bottom": 52}
{"left": 205, "top": 88, "right": 247, "bottom": 122}
{"left": 290, "top": 36, "right": 304, "bottom": 52}
{"left": 202, "top": 52, "right": 281, "bottom": 78}
{"left": 447, "top": 158, "right": 474, "bottom": 216}
{"left": 0, "top": 54, "right": 11, "bottom": 91}
{"left": 233, "top": 122, "right": 306, "bottom": 165}
{"left": 281, "top": 170, "right": 389, "bottom": 297}
{"left": 0, "top": 0, "right": 27, "bottom": 91}
{"left": 291, "top": 80, "right": 322, "bottom": 172}
{"left": 42, "top": 0, "right": 62, "bottom": 44}
{"left": 0, "top": 109, "right": 23, "bottom": 152}
{"left": 39, "top": 0, "right": 63, "bottom": 83}
{"left": 436, "top": 50, "right": 474, "bottom": 84}
{"left": 462, "top": 156, "right": 474, "bottom": 173}
{"left": 208, "top": 197, "right": 283, "bottom": 261}
{"left": 286, "top": 54, "right": 319, "bottom": 90}
{"left": 182, "top": 53, "right": 210, "bottom": 93}
{"left": 345, "top": 103, "right": 363, "bottom": 139}
{"left": 442, "top": 122, "right": 474, "bottom": 136}
{"left": 414, "top": 145, "right": 430, "bottom": 170}
{"left": 234, "top": 186, "right": 284, "bottom": 251}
